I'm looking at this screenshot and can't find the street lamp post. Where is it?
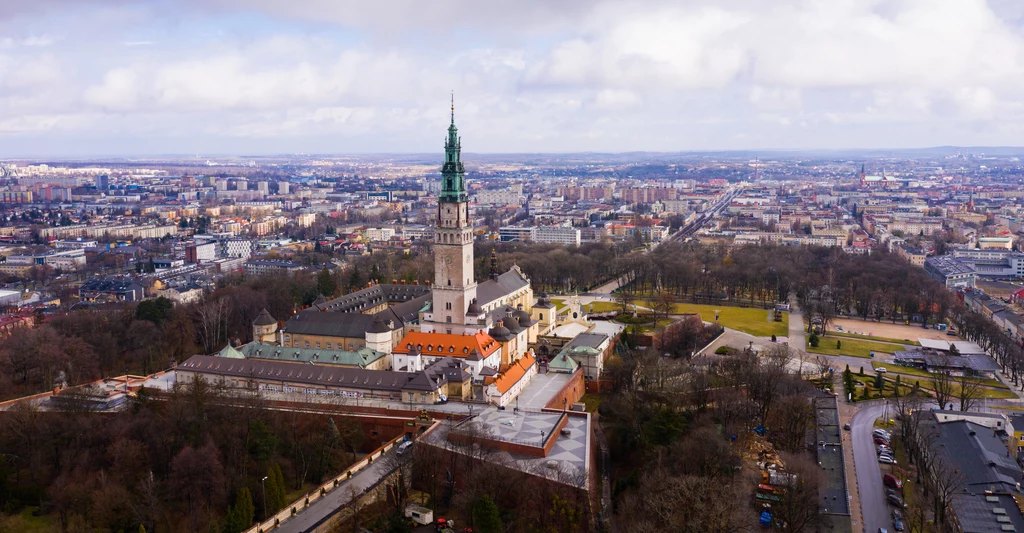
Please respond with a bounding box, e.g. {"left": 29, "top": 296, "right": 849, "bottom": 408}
{"left": 261, "top": 476, "right": 268, "bottom": 520}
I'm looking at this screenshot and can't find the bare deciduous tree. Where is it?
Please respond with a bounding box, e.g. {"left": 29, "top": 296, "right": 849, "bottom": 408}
{"left": 955, "top": 372, "right": 983, "bottom": 412}
{"left": 930, "top": 362, "right": 956, "bottom": 411}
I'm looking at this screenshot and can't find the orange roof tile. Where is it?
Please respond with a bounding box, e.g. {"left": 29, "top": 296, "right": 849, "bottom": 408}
{"left": 490, "top": 352, "right": 536, "bottom": 395}
{"left": 394, "top": 330, "right": 500, "bottom": 358}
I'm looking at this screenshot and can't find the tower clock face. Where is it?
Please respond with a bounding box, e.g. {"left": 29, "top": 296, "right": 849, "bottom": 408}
{"left": 444, "top": 256, "right": 453, "bottom": 266}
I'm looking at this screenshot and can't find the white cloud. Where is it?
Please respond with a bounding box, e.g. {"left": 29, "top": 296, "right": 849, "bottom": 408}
{"left": 84, "top": 67, "right": 141, "bottom": 110}
{"left": 2, "top": 0, "right": 1024, "bottom": 154}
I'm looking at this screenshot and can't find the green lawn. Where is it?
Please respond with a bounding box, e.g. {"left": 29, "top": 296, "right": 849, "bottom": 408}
{"left": 587, "top": 301, "right": 622, "bottom": 313}
{"left": 830, "top": 330, "right": 921, "bottom": 346}
{"left": 808, "top": 337, "right": 903, "bottom": 358}
{"left": 580, "top": 393, "right": 604, "bottom": 413}
{"left": 3, "top": 508, "right": 54, "bottom": 533}
{"left": 849, "top": 373, "right": 1014, "bottom": 400}
{"left": 550, "top": 298, "right": 565, "bottom": 311}
{"left": 635, "top": 301, "right": 788, "bottom": 338}
{"left": 872, "top": 363, "right": 1009, "bottom": 390}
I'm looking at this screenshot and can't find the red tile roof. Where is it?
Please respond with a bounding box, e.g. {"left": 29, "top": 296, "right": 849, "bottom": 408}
{"left": 486, "top": 352, "right": 536, "bottom": 394}
{"left": 394, "top": 330, "right": 500, "bottom": 359}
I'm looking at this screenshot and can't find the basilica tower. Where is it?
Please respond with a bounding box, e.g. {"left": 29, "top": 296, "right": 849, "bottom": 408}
{"left": 428, "top": 97, "right": 478, "bottom": 332}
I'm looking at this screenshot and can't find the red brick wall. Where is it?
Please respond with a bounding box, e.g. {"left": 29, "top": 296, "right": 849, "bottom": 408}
{"left": 585, "top": 379, "right": 612, "bottom": 394}
{"left": 544, "top": 369, "right": 585, "bottom": 409}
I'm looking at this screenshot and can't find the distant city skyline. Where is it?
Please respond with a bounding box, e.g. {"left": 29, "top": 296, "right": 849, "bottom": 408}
{"left": 2, "top": 0, "right": 1024, "bottom": 157}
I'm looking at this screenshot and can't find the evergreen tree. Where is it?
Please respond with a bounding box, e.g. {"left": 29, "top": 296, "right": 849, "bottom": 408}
{"left": 862, "top": 384, "right": 871, "bottom": 400}
{"left": 316, "top": 267, "right": 335, "bottom": 297}
{"left": 874, "top": 372, "right": 884, "bottom": 392}
{"left": 223, "top": 487, "right": 255, "bottom": 533}
{"left": 269, "top": 462, "right": 287, "bottom": 513}
{"left": 836, "top": 339, "right": 842, "bottom": 349}
{"left": 894, "top": 375, "right": 902, "bottom": 397}
{"left": 859, "top": 366, "right": 864, "bottom": 376}
{"left": 472, "top": 495, "right": 503, "bottom": 533}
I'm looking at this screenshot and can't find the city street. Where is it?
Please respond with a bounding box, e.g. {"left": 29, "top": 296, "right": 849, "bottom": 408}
{"left": 850, "top": 402, "right": 891, "bottom": 533}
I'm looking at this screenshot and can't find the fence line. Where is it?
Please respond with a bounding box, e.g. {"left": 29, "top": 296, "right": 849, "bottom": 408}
{"left": 242, "top": 433, "right": 406, "bottom": 533}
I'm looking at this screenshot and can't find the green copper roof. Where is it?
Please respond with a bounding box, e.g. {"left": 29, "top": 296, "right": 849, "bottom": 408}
{"left": 232, "top": 341, "right": 386, "bottom": 368}
{"left": 547, "top": 351, "right": 580, "bottom": 372}
{"left": 218, "top": 344, "right": 245, "bottom": 359}
{"left": 439, "top": 96, "right": 467, "bottom": 203}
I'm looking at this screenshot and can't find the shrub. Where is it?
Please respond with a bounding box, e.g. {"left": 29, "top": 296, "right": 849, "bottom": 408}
{"left": 836, "top": 340, "right": 842, "bottom": 349}
{"left": 715, "top": 346, "right": 731, "bottom": 355}
{"left": 771, "top": 334, "right": 777, "bottom": 342}
{"left": 808, "top": 334, "right": 820, "bottom": 348}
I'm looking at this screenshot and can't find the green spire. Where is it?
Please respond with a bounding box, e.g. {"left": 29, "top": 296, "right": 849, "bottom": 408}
{"left": 440, "top": 94, "right": 466, "bottom": 203}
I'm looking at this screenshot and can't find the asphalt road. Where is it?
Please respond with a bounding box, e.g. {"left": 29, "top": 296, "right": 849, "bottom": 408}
{"left": 851, "top": 402, "right": 893, "bottom": 533}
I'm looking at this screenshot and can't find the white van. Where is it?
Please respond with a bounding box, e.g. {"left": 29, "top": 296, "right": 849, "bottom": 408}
{"left": 397, "top": 441, "right": 413, "bottom": 455}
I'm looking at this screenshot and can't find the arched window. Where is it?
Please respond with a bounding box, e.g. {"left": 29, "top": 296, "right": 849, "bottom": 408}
{"left": 539, "top": 313, "right": 544, "bottom": 320}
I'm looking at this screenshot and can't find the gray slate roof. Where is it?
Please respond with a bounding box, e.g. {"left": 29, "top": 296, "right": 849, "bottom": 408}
{"left": 178, "top": 354, "right": 431, "bottom": 393}
{"left": 282, "top": 292, "right": 430, "bottom": 338}
{"left": 476, "top": 269, "right": 530, "bottom": 307}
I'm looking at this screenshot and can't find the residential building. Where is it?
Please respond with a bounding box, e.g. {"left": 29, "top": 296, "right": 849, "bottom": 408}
{"left": 79, "top": 278, "right": 145, "bottom": 302}
{"left": 533, "top": 226, "right": 582, "bottom": 246}
{"left": 244, "top": 259, "right": 303, "bottom": 277}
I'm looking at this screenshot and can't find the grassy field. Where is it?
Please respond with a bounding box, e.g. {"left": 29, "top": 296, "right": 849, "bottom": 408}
{"left": 580, "top": 393, "right": 604, "bottom": 413}
{"left": 550, "top": 298, "right": 565, "bottom": 310}
{"left": 850, "top": 373, "right": 1015, "bottom": 400}
{"left": 587, "top": 301, "right": 621, "bottom": 313}
{"left": 872, "top": 363, "right": 1009, "bottom": 390}
{"left": 807, "top": 337, "right": 904, "bottom": 358}
{"left": 635, "top": 301, "right": 789, "bottom": 338}
{"left": 829, "top": 330, "right": 921, "bottom": 346}
{"left": 2, "top": 508, "right": 54, "bottom": 533}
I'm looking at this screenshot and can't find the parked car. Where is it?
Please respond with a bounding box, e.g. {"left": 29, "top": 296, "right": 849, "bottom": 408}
{"left": 397, "top": 441, "right": 413, "bottom": 455}
{"left": 844, "top": 423, "right": 851, "bottom": 430}
{"left": 892, "top": 509, "right": 903, "bottom": 520}
{"left": 874, "top": 437, "right": 891, "bottom": 446}
{"left": 877, "top": 446, "right": 893, "bottom": 456}
{"left": 887, "top": 493, "right": 906, "bottom": 507}
{"left": 879, "top": 455, "right": 897, "bottom": 465}
{"left": 893, "top": 516, "right": 904, "bottom": 531}
{"left": 883, "top": 474, "right": 903, "bottom": 490}
{"left": 873, "top": 429, "right": 892, "bottom": 438}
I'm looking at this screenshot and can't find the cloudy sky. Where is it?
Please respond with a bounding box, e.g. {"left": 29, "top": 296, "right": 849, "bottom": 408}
{"left": 1, "top": 0, "right": 1023, "bottom": 156}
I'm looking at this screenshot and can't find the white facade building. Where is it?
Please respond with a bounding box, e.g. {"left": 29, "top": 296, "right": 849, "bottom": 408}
{"left": 533, "top": 226, "right": 581, "bottom": 246}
